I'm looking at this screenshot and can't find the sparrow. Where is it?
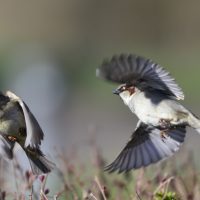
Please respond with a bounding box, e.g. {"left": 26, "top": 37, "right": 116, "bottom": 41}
{"left": 0, "top": 90, "right": 55, "bottom": 175}
{"left": 96, "top": 54, "right": 200, "bottom": 173}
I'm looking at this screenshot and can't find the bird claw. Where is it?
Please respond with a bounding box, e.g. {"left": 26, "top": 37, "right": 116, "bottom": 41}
{"left": 7, "top": 135, "right": 17, "bottom": 142}
{"left": 159, "top": 119, "right": 171, "bottom": 129}
{"left": 160, "top": 130, "right": 168, "bottom": 142}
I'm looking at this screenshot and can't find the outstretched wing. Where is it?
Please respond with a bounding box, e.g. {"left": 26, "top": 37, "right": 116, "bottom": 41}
{"left": 6, "top": 91, "right": 44, "bottom": 148}
{"left": 105, "top": 121, "right": 186, "bottom": 173}
{"left": 97, "top": 54, "right": 184, "bottom": 100}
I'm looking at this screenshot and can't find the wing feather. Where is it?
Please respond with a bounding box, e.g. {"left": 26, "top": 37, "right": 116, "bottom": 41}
{"left": 97, "top": 54, "right": 184, "bottom": 100}
{"left": 6, "top": 91, "right": 44, "bottom": 148}
{"left": 105, "top": 122, "right": 186, "bottom": 173}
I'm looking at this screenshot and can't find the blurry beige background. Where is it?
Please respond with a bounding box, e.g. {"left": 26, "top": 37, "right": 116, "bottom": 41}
{"left": 0, "top": 0, "right": 200, "bottom": 167}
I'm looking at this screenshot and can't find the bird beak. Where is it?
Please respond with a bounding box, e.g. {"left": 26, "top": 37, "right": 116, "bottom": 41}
{"left": 113, "top": 88, "right": 120, "bottom": 95}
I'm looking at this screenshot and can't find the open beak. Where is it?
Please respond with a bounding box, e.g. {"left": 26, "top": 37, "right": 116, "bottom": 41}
{"left": 113, "top": 88, "right": 120, "bottom": 95}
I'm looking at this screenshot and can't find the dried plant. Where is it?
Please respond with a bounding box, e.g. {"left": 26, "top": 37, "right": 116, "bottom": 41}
{"left": 0, "top": 141, "right": 200, "bottom": 200}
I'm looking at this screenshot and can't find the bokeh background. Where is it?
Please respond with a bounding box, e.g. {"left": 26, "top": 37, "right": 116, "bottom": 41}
{"left": 1, "top": 0, "right": 200, "bottom": 189}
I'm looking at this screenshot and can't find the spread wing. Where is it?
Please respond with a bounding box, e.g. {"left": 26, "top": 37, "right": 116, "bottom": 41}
{"left": 97, "top": 54, "right": 184, "bottom": 100}
{"left": 6, "top": 91, "right": 44, "bottom": 148}
{"left": 105, "top": 121, "right": 186, "bottom": 173}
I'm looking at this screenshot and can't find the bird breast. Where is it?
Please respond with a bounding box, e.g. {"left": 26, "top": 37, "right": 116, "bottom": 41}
{"left": 0, "top": 102, "right": 25, "bottom": 136}
{"left": 124, "top": 91, "right": 187, "bottom": 126}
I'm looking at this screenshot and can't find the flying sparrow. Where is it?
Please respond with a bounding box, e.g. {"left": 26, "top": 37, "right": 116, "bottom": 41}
{"left": 0, "top": 91, "right": 55, "bottom": 175}
{"left": 96, "top": 54, "right": 200, "bottom": 173}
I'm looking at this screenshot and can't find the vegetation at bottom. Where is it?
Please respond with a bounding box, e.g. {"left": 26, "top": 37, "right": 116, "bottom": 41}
{"left": 0, "top": 145, "right": 200, "bottom": 200}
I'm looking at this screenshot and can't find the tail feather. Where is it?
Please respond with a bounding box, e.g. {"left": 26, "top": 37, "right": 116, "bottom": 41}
{"left": 188, "top": 113, "right": 200, "bottom": 133}
{"left": 24, "top": 147, "right": 55, "bottom": 175}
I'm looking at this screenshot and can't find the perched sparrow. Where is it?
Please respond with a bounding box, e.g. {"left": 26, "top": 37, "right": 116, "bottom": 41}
{"left": 97, "top": 54, "right": 200, "bottom": 173}
{"left": 0, "top": 91, "right": 55, "bottom": 175}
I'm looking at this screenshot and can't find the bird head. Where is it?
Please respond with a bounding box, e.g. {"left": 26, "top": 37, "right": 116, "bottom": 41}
{"left": 113, "top": 84, "right": 136, "bottom": 104}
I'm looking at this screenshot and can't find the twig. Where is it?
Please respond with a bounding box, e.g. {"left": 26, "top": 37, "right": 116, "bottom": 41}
{"left": 40, "top": 175, "right": 49, "bottom": 200}
{"left": 136, "top": 190, "right": 142, "bottom": 200}
{"left": 83, "top": 190, "right": 98, "bottom": 200}
{"left": 94, "top": 176, "right": 107, "bottom": 200}
{"left": 153, "top": 176, "right": 174, "bottom": 196}
{"left": 41, "top": 175, "right": 48, "bottom": 191}
{"left": 88, "top": 192, "right": 98, "bottom": 200}
{"left": 40, "top": 190, "right": 48, "bottom": 200}
{"left": 29, "top": 185, "right": 34, "bottom": 200}
{"left": 162, "top": 177, "right": 173, "bottom": 200}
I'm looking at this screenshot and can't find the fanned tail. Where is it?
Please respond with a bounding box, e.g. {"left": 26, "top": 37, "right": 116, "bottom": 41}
{"left": 23, "top": 146, "right": 55, "bottom": 175}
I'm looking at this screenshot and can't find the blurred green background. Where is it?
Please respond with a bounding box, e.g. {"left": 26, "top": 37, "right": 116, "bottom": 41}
{"left": 0, "top": 0, "right": 200, "bottom": 177}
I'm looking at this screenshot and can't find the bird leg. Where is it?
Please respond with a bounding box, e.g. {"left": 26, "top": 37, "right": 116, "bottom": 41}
{"left": 160, "top": 130, "right": 169, "bottom": 142}
{"left": 159, "top": 118, "right": 172, "bottom": 129}
{"left": 158, "top": 119, "right": 173, "bottom": 142}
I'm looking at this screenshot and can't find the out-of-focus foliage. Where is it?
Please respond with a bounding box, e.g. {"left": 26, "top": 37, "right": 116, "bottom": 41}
{"left": 0, "top": 146, "right": 200, "bottom": 199}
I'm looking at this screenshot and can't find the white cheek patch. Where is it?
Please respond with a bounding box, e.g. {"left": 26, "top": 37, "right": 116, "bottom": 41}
{"left": 119, "top": 91, "right": 132, "bottom": 105}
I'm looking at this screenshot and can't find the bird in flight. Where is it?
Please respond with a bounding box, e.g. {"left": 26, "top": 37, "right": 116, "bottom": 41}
{"left": 0, "top": 91, "right": 55, "bottom": 175}
{"left": 97, "top": 54, "right": 200, "bottom": 173}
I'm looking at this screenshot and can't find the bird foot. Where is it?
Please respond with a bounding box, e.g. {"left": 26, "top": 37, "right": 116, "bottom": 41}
{"left": 7, "top": 135, "right": 17, "bottom": 142}
{"left": 159, "top": 119, "right": 171, "bottom": 129}
{"left": 160, "top": 130, "right": 168, "bottom": 142}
